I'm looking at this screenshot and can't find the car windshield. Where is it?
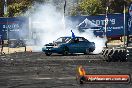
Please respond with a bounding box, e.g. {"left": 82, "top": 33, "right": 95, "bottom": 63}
{"left": 54, "top": 37, "right": 71, "bottom": 44}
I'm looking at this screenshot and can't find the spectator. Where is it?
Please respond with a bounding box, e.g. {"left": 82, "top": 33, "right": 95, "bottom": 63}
{"left": 0, "top": 36, "right": 4, "bottom": 54}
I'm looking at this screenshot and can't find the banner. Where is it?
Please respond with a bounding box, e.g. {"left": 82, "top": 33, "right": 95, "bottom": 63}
{"left": 0, "top": 17, "right": 29, "bottom": 40}
{"left": 128, "top": 3, "right": 132, "bottom": 35}
{"left": 67, "top": 14, "right": 128, "bottom": 37}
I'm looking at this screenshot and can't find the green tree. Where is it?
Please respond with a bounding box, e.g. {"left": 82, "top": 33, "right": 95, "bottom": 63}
{"left": 71, "top": 0, "right": 132, "bottom": 16}
{"left": 71, "top": 0, "right": 104, "bottom": 15}
{"left": 108, "top": 0, "right": 131, "bottom": 13}
{"left": 0, "top": 0, "right": 3, "bottom": 16}
{"left": 5, "top": 0, "right": 49, "bottom": 17}
{"left": 6, "top": 0, "right": 32, "bottom": 17}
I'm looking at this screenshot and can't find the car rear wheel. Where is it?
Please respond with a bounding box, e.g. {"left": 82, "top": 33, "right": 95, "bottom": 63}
{"left": 45, "top": 52, "right": 52, "bottom": 56}
{"left": 63, "top": 46, "right": 69, "bottom": 55}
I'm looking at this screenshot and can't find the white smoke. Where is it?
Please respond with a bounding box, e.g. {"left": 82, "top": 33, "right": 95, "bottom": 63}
{"left": 27, "top": 3, "right": 106, "bottom": 53}
{"left": 31, "top": 4, "right": 68, "bottom": 43}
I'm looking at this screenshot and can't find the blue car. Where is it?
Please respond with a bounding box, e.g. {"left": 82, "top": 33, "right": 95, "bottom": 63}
{"left": 42, "top": 36, "right": 95, "bottom": 56}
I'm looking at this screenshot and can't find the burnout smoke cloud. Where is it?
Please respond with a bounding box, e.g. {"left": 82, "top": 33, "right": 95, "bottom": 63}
{"left": 27, "top": 3, "right": 106, "bottom": 53}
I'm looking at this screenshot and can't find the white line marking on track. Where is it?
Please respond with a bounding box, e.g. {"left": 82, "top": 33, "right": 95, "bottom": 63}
{"left": 33, "top": 77, "right": 76, "bottom": 80}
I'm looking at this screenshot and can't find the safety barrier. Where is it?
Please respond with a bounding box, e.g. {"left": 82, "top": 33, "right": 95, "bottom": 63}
{"left": 126, "top": 47, "right": 132, "bottom": 62}
{"left": 102, "top": 48, "right": 127, "bottom": 62}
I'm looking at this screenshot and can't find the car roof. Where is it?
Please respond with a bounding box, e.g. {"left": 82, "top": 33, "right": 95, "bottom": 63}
{"left": 61, "top": 36, "right": 84, "bottom": 38}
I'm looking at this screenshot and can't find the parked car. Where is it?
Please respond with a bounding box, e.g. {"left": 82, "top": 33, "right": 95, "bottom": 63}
{"left": 42, "top": 36, "right": 95, "bottom": 56}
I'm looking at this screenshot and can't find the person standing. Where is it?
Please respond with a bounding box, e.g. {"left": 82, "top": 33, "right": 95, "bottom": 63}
{"left": 0, "top": 36, "right": 4, "bottom": 54}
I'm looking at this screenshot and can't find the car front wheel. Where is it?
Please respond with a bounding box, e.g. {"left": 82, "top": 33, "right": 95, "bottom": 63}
{"left": 84, "top": 48, "right": 90, "bottom": 55}
{"left": 45, "top": 52, "right": 52, "bottom": 56}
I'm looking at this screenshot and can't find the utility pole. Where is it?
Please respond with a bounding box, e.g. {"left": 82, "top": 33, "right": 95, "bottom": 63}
{"left": 104, "top": 7, "right": 108, "bottom": 37}
{"left": 4, "top": 0, "right": 7, "bottom": 15}
{"left": 63, "top": 0, "right": 66, "bottom": 30}
{"left": 104, "top": 0, "right": 109, "bottom": 48}
{"left": 123, "top": 0, "right": 126, "bottom": 48}
{"left": 4, "top": 0, "right": 9, "bottom": 53}
{"left": 64, "top": 0, "right": 66, "bottom": 15}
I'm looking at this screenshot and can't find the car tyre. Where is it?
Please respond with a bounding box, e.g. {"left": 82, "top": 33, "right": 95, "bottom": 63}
{"left": 63, "top": 46, "right": 69, "bottom": 56}
{"left": 45, "top": 52, "right": 52, "bottom": 56}
{"left": 84, "top": 48, "right": 90, "bottom": 55}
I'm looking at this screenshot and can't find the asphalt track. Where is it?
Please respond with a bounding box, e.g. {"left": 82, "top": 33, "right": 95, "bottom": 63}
{"left": 0, "top": 52, "right": 132, "bottom": 88}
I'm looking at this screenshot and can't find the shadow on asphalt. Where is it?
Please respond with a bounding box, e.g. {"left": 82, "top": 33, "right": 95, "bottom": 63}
{"left": 49, "top": 53, "right": 99, "bottom": 56}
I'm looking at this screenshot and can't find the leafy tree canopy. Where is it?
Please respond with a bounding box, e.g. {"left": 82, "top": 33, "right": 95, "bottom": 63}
{"left": 1, "top": 0, "right": 132, "bottom": 17}
{"left": 71, "top": 0, "right": 132, "bottom": 16}
{"left": 5, "top": 0, "right": 47, "bottom": 17}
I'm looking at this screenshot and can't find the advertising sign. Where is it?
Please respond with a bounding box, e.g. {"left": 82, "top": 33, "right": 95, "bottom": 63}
{"left": 128, "top": 3, "right": 132, "bottom": 35}
{"left": 68, "top": 14, "right": 127, "bottom": 37}
{"left": 0, "top": 17, "right": 29, "bottom": 40}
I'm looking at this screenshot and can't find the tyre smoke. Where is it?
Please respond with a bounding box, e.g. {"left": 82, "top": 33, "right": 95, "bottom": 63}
{"left": 27, "top": 3, "right": 107, "bottom": 53}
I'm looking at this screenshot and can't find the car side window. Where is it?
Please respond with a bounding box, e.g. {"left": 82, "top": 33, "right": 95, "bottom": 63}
{"left": 69, "top": 37, "right": 89, "bottom": 43}
{"left": 78, "top": 38, "right": 83, "bottom": 42}
{"left": 81, "top": 37, "right": 89, "bottom": 42}
{"left": 69, "top": 38, "right": 78, "bottom": 43}
{"left": 74, "top": 38, "right": 79, "bottom": 43}
{"left": 77, "top": 37, "right": 87, "bottom": 42}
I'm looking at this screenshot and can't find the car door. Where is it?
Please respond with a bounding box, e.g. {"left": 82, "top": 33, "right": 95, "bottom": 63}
{"left": 68, "top": 38, "right": 79, "bottom": 53}
{"left": 77, "top": 38, "right": 87, "bottom": 53}
{"left": 79, "top": 37, "right": 92, "bottom": 53}
{"left": 75, "top": 38, "right": 83, "bottom": 53}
